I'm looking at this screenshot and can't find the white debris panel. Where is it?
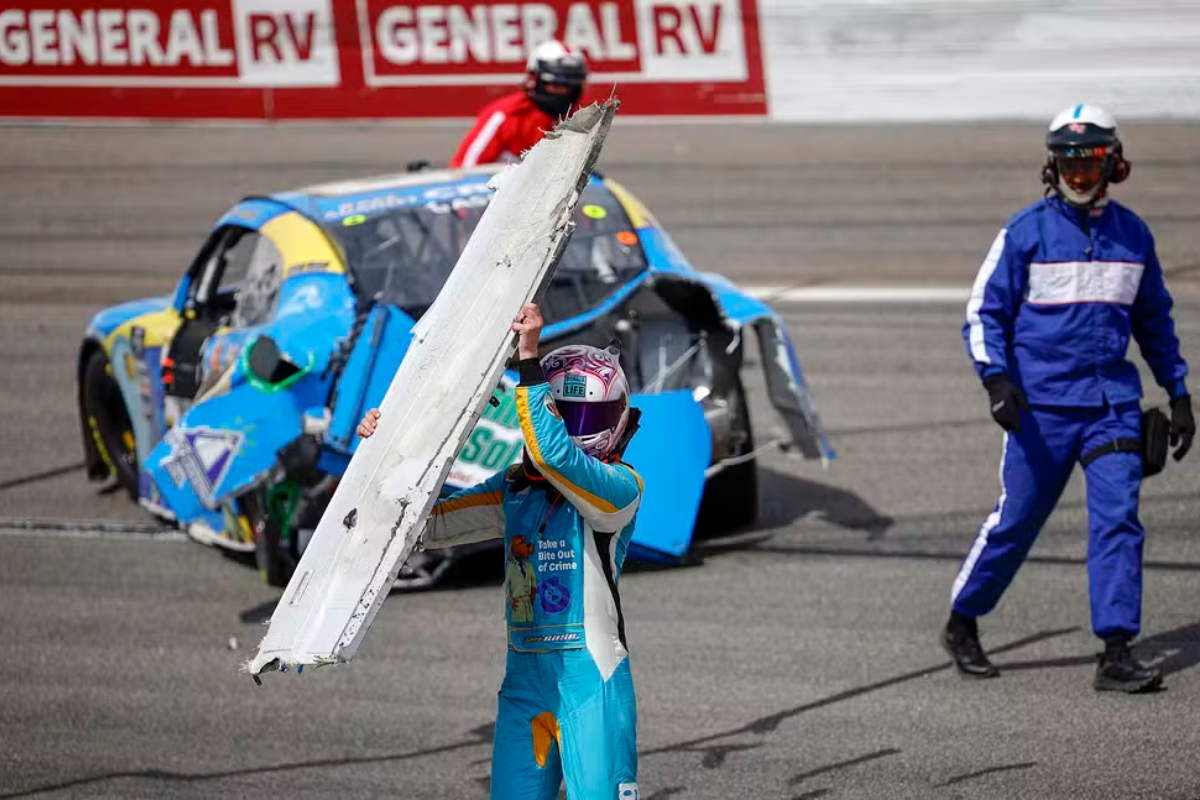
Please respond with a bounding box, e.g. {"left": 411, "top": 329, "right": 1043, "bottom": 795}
{"left": 247, "top": 99, "right": 620, "bottom": 681}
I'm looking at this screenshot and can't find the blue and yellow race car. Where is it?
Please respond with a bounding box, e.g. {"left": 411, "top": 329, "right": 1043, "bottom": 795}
{"left": 77, "top": 163, "right": 835, "bottom": 588}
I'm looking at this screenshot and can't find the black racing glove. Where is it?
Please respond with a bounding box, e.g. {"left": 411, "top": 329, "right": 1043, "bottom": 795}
{"left": 983, "top": 373, "right": 1029, "bottom": 434}
{"left": 1169, "top": 395, "right": 1195, "bottom": 462}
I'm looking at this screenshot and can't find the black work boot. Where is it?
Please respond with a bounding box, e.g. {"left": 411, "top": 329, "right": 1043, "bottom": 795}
{"left": 941, "top": 611, "right": 999, "bottom": 678}
{"left": 1094, "top": 637, "right": 1163, "bottom": 693}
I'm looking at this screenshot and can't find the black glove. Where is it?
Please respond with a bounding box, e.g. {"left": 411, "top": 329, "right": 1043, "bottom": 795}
{"left": 1169, "top": 395, "right": 1194, "bottom": 462}
{"left": 983, "top": 374, "right": 1029, "bottom": 434}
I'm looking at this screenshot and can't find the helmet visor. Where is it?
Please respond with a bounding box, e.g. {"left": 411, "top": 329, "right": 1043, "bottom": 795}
{"left": 1056, "top": 155, "right": 1106, "bottom": 196}
{"left": 556, "top": 398, "right": 625, "bottom": 437}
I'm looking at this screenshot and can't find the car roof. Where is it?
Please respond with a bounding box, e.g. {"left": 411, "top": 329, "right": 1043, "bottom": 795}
{"left": 267, "top": 164, "right": 602, "bottom": 226}
{"left": 225, "top": 164, "right": 650, "bottom": 234}
{"left": 284, "top": 164, "right": 505, "bottom": 200}
{"left": 264, "top": 165, "right": 628, "bottom": 227}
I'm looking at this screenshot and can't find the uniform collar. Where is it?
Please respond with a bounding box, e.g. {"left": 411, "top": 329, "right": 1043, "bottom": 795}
{"left": 1048, "top": 194, "right": 1112, "bottom": 226}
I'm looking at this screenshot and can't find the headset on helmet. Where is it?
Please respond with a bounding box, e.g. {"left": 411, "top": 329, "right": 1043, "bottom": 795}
{"left": 1041, "top": 103, "right": 1131, "bottom": 208}
{"left": 539, "top": 343, "right": 632, "bottom": 460}
{"left": 523, "top": 40, "right": 588, "bottom": 118}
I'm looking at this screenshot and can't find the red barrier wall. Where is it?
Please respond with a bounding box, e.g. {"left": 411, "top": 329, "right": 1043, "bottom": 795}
{"left": 0, "top": 1, "right": 766, "bottom": 119}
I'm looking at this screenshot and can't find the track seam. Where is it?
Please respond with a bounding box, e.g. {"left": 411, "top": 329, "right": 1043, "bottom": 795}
{"left": 0, "top": 518, "right": 184, "bottom": 541}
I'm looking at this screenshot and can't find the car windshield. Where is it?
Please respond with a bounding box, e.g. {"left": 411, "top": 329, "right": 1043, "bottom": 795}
{"left": 323, "top": 181, "right": 649, "bottom": 323}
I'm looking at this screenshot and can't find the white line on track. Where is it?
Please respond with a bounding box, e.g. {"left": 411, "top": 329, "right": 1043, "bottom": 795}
{"left": 742, "top": 285, "right": 969, "bottom": 304}
{"left": 0, "top": 518, "right": 186, "bottom": 542}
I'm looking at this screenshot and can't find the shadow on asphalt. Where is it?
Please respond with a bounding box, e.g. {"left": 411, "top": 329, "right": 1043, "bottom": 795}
{"left": 640, "top": 627, "right": 1077, "bottom": 761}
{"left": 995, "top": 618, "right": 1200, "bottom": 678}
{"left": 0, "top": 723, "right": 498, "bottom": 800}
{"left": 624, "top": 466, "right": 894, "bottom": 572}
{"left": 756, "top": 466, "right": 895, "bottom": 537}
{"left": 12, "top": 624, "right": 1077, "bottom": 800}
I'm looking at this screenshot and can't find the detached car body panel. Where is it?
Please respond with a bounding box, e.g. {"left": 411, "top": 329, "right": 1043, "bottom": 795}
{"left": 77, "top": 165, "right": 835, "bottom": 586}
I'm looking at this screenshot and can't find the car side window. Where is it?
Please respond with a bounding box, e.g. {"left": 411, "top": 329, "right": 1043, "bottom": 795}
{"left": 232, "top": 234, "right": 284, "bottom": 328}
{"left": 191, "top": 226, "right": 251, "bottom": 310}
{"left": 188, "top": 226, "right": 281, "bottom": 326}
{"left": 218, "top": 230, "right": 259, "bottom": 289}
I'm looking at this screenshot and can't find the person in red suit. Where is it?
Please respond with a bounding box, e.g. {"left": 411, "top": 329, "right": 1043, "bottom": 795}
{"left": 449, "top": 40, "right": 589, "bottom": 169}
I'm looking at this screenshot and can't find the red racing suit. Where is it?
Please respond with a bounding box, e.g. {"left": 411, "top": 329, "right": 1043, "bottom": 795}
{"left": 448, "top": 92, "right": 560, "bottom": 168}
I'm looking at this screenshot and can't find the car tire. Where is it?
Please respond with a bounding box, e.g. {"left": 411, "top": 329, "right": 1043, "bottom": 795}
{"left": 241, "top": 489, "right": 293, "bottom": 588}
{"left": 81, "top": 349, "right": 139, "bottom": 501}
{"left": 255, "top": 518, "right": 290, "bottom": 589}
{"left": 697, "top": 377, "right": 759, "bottom": 534}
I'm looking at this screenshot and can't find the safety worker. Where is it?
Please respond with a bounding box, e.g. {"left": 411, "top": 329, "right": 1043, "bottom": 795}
{"left": 448, "top": 40, "right": 589, "bottom": 169}
{"left": 357, "top": 302, "right": 644, "bottom": 799}
{"left": 942, "top": 103, "right": 1195, "bottom": 693}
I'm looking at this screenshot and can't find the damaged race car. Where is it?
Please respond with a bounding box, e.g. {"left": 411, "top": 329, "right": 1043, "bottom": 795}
{"left": 77, "top": 164, "right": 836, "bottom": 589}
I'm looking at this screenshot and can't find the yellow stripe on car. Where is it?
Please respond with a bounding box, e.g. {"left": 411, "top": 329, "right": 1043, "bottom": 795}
{"left": 104, "top": 309, "right": 182, "bottom": 354}
{"left": 261, "top": 212, "right": 347, "bottom": 278}
{"left": 603, "top": 178, "right": 658, "bottom": 229}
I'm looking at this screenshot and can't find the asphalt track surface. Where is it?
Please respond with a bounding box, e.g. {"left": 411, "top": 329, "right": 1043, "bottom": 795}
{"left": 2, "top": 120, "right": 1200, "bottom": 800}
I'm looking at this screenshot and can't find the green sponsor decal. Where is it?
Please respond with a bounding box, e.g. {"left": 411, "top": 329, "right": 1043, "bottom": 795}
{"left": 481, "top": 386, "right": 519, "bottom": 427}
{"left": 458, "top": 425, "right": 524, "bottom": 470}
{"left": 455, "top": 385, "right": 523, "bottom": 469}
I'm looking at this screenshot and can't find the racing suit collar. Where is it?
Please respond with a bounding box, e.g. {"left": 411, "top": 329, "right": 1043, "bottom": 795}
{"left": 521, "top": 450, "right": 546, "bottom": 482}
{"left": 1048, "top": 194, "right": 1111, "bottom": 228}
{"left": 510, "top": 451, "right": 562, "bottom": 501}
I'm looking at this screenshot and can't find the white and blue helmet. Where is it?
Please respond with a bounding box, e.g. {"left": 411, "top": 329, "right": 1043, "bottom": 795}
{"left": 1042, "top": 103, "right": 1131, "bottom": 207}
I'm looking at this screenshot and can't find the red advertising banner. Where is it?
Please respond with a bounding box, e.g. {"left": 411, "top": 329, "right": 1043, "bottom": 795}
{"left": 0, "top": 0, "right": 765, "bottom": 119}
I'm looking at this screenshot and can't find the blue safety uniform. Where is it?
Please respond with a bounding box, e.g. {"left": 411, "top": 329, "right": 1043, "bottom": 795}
{"left": 953, "top": 195, "right": 1188, "bottom": 639}
{"left": 424, "top": 360, "right": 643, "bottom": 800}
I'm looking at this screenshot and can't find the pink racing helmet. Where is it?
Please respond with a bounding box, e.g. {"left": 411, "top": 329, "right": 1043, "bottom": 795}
{"left": 539, "top": 344, "right": 630, "bottom": 459}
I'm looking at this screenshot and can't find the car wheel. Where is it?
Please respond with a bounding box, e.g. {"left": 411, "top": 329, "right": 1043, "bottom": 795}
{"left": 82, "top": 349, "right": 139, "bottom": 501}
{"left": 697, "top": 377, "right": 759, "bottom": 534}
{"left": 241, "top": 489, "right": 293, "bottom": 588}
{"left": 256, "top": 517, "right": 290, "bottom": 588}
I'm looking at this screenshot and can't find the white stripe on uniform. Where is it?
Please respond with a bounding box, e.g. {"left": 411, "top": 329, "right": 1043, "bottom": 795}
{"left": 583, "top": 523, "right": 627, "bottom": 681}
{"left": 952, "top": 433, "right": 1009, "bottom": 604}
{"left": 1026, "top": 261, "right": 1144, "bottom": 306}
{"left": 965, "top": 229, "right": 1008, "bottom": 365}
{"left": 461, "top": 110, "right": 507, "bottom": 167}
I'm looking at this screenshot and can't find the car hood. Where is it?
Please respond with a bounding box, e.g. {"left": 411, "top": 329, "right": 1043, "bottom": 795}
{"left": 85, "top": 294, "right": 174, "bottom": 341}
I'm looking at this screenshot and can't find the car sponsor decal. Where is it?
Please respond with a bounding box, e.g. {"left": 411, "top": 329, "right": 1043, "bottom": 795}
{"left": 447, "top": 377, "right": 525, "bottom": 487}
{"left": 317, "top": 181, "right": 494, "bottom": 221}
{"left": 160, "top": 425, "right": 244, "bottom": 505}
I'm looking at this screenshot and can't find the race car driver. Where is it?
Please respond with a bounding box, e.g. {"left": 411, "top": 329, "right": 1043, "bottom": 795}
{"left": 448, "top": 40, "right": 589, "bottom": 168}
{"left": 943, "top": 104, "right": 1194, "bottom": 693}
{"left": 357, "top": 303, "right": 644, "bottom": 799}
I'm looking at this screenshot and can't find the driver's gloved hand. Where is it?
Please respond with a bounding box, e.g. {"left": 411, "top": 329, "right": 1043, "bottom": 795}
{"left": 1169, "top": 394, "right": 1195, "bottom": 462}
{"left": 983, "top": 373, "right": 1029, "bottom": 434}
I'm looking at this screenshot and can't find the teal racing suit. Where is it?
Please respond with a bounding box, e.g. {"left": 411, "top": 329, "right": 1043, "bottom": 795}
{"left": 424, "top": 358, "right": 644, "bottom": 800}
